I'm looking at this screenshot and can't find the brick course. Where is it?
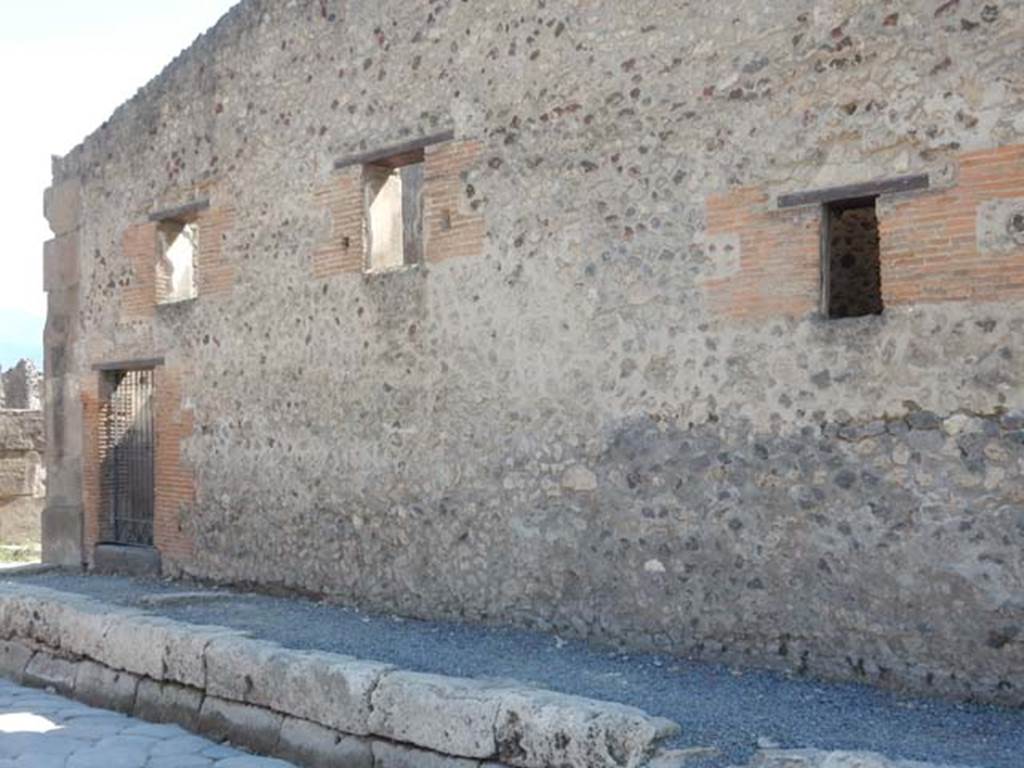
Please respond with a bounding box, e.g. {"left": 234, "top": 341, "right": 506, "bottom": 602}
{"left": 703, "top": 188, "right": 821, "bottom": 320}
{"left": 121, "top": 223, "right": 159, "bottom": 321}
{"left": 314, "top": 169, "right": 365, "bottom": 278}
{"left": 881, "top": 144, "right": 1024, "bottom": 305}
{"left": 703, "top": 144, "right": 1024, "bottom": 320}
{"left": 195, "top": 207, "right": 238, "bottom": 298}
{"left": 80, "top": 375, "right": 102, "bottom": 563}
{"left": 424, "top": 141, "right": 486, "bottom": 264}
{"left": 153, "top": 366, "right": 195, "bottom": 566}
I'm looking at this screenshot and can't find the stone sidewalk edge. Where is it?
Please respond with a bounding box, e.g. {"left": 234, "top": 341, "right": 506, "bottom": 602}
{"left": 0, "top": 582, "right": 680, "bottom": 768}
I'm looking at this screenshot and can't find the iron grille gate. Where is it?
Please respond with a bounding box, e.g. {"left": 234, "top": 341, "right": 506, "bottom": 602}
{"left": 100, "top": 369, "right": 155, "bottom": 546}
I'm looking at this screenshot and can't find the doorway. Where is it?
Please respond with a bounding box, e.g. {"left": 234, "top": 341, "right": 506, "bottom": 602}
{"left": 100, "top": 368, "right": 155, "bottom": 547}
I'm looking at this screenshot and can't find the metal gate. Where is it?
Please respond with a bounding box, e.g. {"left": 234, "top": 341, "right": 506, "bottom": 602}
{"left": 100, "top": 369, "right": 155, "bottom": 546}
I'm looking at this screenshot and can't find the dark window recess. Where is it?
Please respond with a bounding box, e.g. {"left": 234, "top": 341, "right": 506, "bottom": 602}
{"left": 825, "top": 199, "right": 883, "bottom": 319}
{"left": 100, "top": 369, "right": 155, "bottom": 547}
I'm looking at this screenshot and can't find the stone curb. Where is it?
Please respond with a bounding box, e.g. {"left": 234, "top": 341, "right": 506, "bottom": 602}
{"left": 0, "top": 583, "right": 680, "bottom": 768}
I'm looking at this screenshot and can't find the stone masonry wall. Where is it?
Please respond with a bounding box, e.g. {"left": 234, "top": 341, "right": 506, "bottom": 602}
{"left": 0, "top": 361, "right": 42, "bottom": 412}
{"left": 0, "top": 410, "right": 45, "bottom": 547}
{"left": 43, "top": 0, "right": 1024, "bottom": 704}
{"left": 0, "top": 361, "right": 44, "bottom": 547}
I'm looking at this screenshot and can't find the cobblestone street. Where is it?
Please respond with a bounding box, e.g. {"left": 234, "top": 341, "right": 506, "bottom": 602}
{"left": 0, "top": 679, "right": 294, "bottom": 768}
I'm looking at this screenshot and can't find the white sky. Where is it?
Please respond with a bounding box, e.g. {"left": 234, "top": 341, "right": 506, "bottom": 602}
{"left": 0, "top": 0, "right": 238, "bottom": 365}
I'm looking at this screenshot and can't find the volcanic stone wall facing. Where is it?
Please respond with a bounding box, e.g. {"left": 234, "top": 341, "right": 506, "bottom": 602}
{"left": 41, "top": 0, "right": 1024, "bottom": 703}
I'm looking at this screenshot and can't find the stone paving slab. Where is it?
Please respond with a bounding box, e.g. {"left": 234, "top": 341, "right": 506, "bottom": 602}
{"left": 0, "top": 678, "right": 294, "bottom": 767}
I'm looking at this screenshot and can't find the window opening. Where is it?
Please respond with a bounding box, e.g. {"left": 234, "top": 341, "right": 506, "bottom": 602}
{"left": 364, "top": 152, "right": 424, "bottom": 272}
{"left": 157, "top": 220, "right": 199, "bottom": 303}
{"left": 824, "top": 198, "right": 883, "bottom": 319}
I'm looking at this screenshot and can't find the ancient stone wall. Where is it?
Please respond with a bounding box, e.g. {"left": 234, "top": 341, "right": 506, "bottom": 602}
{"left": 44, "top": 0, "right": 1024, "bottom": 703}
{"left": 0, "top": 360, "right": 42, "bottom": 411}
{"left": 0, "top": 360, "right": 44, "bottom": 548}
{"left": 0, "top": 410, "right": 45, "bottom": 548}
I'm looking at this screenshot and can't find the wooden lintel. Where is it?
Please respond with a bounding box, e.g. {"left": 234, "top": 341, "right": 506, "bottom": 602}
{"left": 148, "top": 200, "right": 210, "bottom": 223}
{"left": 778, "top": 174, "right": 930, "bottom": 209}
{"left": 92, "top": 357, "right": 165, "bottom": 372}
{"left": 334, "top": 130, "right": 456, "bottom": 171}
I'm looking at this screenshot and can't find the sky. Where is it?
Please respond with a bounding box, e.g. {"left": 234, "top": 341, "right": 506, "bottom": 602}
{"left": 0, "top": 0, "right": 239, "bottom": 369}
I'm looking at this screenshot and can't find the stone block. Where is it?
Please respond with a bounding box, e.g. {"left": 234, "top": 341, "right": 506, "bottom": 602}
{"left": 64, "top": 605, "right": 138, "bottom": 662}
{"left": 31, "top": 591, "right": 143, "bottom": 665}
{"left": 0, "top": 640, "right": 33, "bottom": 683}
{"left": 271, "top": 650, "right": 393, "bottom": 735}
{"left": 198, "top": 696, "right": 284, "bottom": 756}
{"left": 0, "top": 586, "right": 35, "bottom": 642}
{"left": 494, "top": 688, "right": 681, "bottom": 768}
{"left": 977, "top": 197, "right": 1024, "bottom": 253}
{"left": 0, "top": 459, "right": 35, "bottom": 497}
{"left": 372, "top": 745, "right": 483, "bottom": 768}
{"left": 43, "top": 460, "right": 82, "bottom": 507}
{"left": 561, "top": 466, "right": 598, "bottom": 492}
{"left": 74, "top": 660, "right": 139, "bottom": 714}
{"left": 43, "top": 232, "right": 81, "bottom": 292}
{"left": 368, "top": 672, "right": 503, "bottom": 759}
{"left": 93, "top": 543, "right": 162, "bottom": 576}
{"left": 43, "top": 178, "right": 82, "bottom": 237}
{"left": 41, "top": 502, "right": 84, "bottom": 567}
{"left": 0, "top": 586, "right": 87, "bottom": 649}
{"left": 164, "top": 623, "right": 246, "bottom": 689}
{"left": 204, "top": 634, "right": 288, "bottom": 702}
{"left": 906, "top": 410, "right": 942, "bottom": 431}
{"left": 276, "top": 717, "right": 373, "bottom": 768}
{"left": 3, "top": 587, "right": 129, "bottom": 659}
{"left": 0, "top": 411, "right": 45, "bottom": 452}
{"left": 23, "top": 652, "right": 78, "bottom": 696}
{"left": 206, "top": 637, "right": 391, "bottom": 734}
{"left": 134, "top": 678, "right": 204, "bottom": 730}
{"left": 44, "top": 287, "right": 79, "bottom": 348}
{"left": 0, "top": 587, "right": 129, "bottom": 660}
{"left": 372, "top": 741, "right": 482, "bottom": 768}
{"left": 0, "top": 496, "right": 42, "bottom": 546}
{"left": 93, "top": 613, "right": 179, "bottom": 679}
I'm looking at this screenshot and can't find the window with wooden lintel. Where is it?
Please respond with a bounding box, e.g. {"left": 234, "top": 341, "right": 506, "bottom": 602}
{"left": 333, "top": 130, "right": 454, "bottom": 274}
{"left": 778, "top": 174, "right": 929, "bottom": 320}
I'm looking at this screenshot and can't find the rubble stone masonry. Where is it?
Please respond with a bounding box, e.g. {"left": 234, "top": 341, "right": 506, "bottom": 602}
{"left": 42, "top": 1, "right": 1024, "bottom": 703}
{"left": 0, "top": 362, "right": 44, "bottom": 546}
